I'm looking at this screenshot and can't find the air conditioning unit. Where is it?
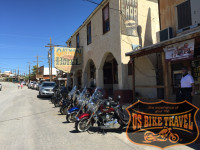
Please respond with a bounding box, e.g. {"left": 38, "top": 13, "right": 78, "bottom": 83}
{"left": 156, "top": 27, "right": 173, "bottom": 43}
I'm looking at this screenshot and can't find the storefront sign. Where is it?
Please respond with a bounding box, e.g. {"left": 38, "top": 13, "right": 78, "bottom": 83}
{"left": 126, "top": 100, "right": 199, "bottom": 149}
{"left": 54, "top": 47, "right": 82, "bottom": 73}
{"left": 57, "top": 78, "right": 67, "bottom": 81}
{"left": 120, "top": 0, "right": 138, "bottom": 36}
{"left": 164, "top": 39, "right": 195, "bottom": 61}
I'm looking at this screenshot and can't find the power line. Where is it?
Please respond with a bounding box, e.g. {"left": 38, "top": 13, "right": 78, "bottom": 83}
{"left": 83, "top": 0, "right": 122, "bottom": 12}
{"left": 82, "top": 0, "right": 157, "bottom": 46}
{"left": 0, "top": 58, "right": 35, "bottom": 60}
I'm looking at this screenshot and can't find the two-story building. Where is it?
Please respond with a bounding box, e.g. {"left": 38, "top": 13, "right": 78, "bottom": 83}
{"left": 126, "top": 0, "right": 200, "bottom": 107}
{"left": 36, "top": 66, "right": 57, "bottom": 81}
{"left": 66, "top": 0, "right": 160, "bottom": 103}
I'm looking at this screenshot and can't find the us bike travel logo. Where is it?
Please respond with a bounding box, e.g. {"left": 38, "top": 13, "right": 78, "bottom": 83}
{"left": 126, "top": 100, "right": 199, "bottom": 149}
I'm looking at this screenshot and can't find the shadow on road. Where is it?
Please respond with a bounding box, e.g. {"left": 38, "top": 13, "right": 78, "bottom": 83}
{"left": 37, "top": 95, "right": 51, "bottom": 100}
{"left": 69, "top": 127, "right": 126, "bottom": 135}
{"left": 57, "top": 114, "right": 63, "bottom": 116}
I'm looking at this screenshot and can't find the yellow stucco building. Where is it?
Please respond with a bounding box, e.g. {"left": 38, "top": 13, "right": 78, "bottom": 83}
{"left": 66, "top": 0, "right": 160, "bottom": 103}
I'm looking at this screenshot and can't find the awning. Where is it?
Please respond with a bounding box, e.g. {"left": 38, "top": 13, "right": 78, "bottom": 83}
{"left": 126, "top": 29, "right": 200, "bottom": 58}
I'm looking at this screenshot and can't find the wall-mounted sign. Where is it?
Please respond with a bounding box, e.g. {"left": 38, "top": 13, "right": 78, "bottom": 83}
{"left": 54, "top": 47, "right": 82, "bottom": 73}
{"left": 126, "top": 100, "right": 199, "bottom": 149}
{"left": 58, "top": 78, "right": 67, "bottom": 81}
{"left": 164, "top": 39, "right": 195, "bottom": 61}
{"left": 121, "top": 0, "right": 138, "bottom": 36}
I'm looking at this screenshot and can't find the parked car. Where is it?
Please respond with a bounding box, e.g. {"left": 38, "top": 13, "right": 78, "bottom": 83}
{"left": 36, "top": 83, "right": 39, "bottom": 90}
{"left": 38, "top": 82, "right": 56, "bottom": 97}
{"left": 33, "top": 82, "right": 38, "bottom": 89}
{"left": 28, "top": 81, "right": 33, "bottom": 88}
{"left": 30, "top": 81, "right": 37, "bottom": 89}
{"left": 37, "top": 80, "right": 44, "bottom": 91}
{"left": 0, "top": 83, "right": 2, "bottom": 91}
{"left": 28, "top": 81, "right": 36, "bottom": 89}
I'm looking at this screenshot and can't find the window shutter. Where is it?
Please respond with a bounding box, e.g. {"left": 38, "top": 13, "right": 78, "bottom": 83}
{"left": 177, "top": 0, "right": 192, "bottom": 29}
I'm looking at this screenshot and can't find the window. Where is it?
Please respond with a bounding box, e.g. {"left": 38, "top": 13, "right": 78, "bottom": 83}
{"left": 76, "top": 33, "right": 80, "bottom": 48}
{"left": 69, "top": 41, "right": 71, "bottom": 48}
{"left": 87, "top": 22, "right": 92, "bottom": 45}
{"left": 102, "top": 3, "right": 110, "bottom": 34}
{"left": 177, "top": 0, "right": 192, "bottom": 29}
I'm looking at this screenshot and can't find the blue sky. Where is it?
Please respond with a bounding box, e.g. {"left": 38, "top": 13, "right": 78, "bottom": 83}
{"left": 0, "top": 0, "right": 102, "bottom": 74}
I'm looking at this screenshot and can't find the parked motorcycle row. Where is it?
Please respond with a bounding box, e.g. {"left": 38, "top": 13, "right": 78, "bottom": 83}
{"left": 49, "top": 85, "right": 131, "bottom": 133}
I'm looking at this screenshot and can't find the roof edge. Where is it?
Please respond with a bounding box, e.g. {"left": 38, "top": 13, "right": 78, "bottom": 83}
{"left": 66, "top": 0, "right": 108, "bottom": 44}
{"left": 126, "top": 29, "right": 200, "bottom": 56}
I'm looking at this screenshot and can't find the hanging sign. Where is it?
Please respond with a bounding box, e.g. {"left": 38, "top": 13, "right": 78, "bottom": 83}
{"left": 54, "top": 47, "right": 82, "bottom": 73}
{"left": 164, "top": 39, "right": 195, "bottom": 61}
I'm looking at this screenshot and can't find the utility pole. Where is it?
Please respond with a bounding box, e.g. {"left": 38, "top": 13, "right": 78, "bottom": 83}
{"left": 45, "top": 38, "right": 67, "bottom": 82}
{"left": 27, "top": 62, "right": 31, "bottom": 82}
{"left": 33, "top": 55, "right": 42, "bottom": 74}
{"left": 48, "top": 50, "right": 51, "bottom": 80}
{"left": 45, "top": 37, "right": 53, "bottom": 81}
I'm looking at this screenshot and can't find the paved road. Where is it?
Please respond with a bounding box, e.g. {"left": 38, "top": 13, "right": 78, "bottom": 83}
{"left": 0, "top": 82, "right": 198, "bottom": 150}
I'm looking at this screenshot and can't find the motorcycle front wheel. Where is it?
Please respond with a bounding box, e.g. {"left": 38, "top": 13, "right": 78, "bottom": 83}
{"left": 51, "top": 97, "right": 56, "bottom": 103}
{"left": 75, "top": 118, "right": 91, "bottom": 132}
{"left": 54, "top": 102, "right": 60, "bottom": 107}
{"left": 66, "top": 111, "right": 78, "bottom": 123}
{"left": 60, "top": 107, "right": 64, "bottom": 115}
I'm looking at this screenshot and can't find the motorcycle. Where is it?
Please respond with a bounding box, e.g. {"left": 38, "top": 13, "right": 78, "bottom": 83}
{"left": 51, "top": 85, "right": 59, "bottom": 104}
{"left": 66, "top": 87, "right": 90, "bottom": 123}
{"left": 75, "top": 89, "right": 130, "bottom": 132}
{"left": 53, "top": 86, "right": 66, "bottom": 107}
{"left": 59, "top": 86, "right": 79, "bottom": 115}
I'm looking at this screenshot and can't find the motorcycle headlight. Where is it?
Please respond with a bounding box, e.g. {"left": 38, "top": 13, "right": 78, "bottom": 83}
{"left": 76, "top": 117, "right": 80, "bottom": 121}
{"left": 88, "top": 103, "right": 96, "bottom": 112}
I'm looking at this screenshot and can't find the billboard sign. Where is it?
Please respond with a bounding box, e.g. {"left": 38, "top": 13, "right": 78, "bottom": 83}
{"left": 54, "top": 47, "right": 82, "bottom": 73}
{"left": 164, "top": 39, "right": 195, "bottom": 61}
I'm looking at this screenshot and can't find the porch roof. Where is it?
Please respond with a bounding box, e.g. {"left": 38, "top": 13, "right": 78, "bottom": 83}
{"left": 126, "top": 29, "right": 200, "bottom": 57}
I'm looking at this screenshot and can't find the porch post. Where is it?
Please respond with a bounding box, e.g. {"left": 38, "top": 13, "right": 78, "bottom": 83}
{"left": 73, "top": 72, "right": 77, "bottom": 87}
{"left": 162, "top": 52, "right": 169, "bottom": 101}
{"left": 82, "top": 72, "right": 88, "bottom": 88}
{"left": 118, "top": 63, "right": 128, "bottom": 89}
{"left": 67, "top": 73, "right": 71, "bottom": 88}
{"left": 132, "top": 57, "right": 136, "bottom": 100}
{"left": 96, "top": 69, "right": 104, "bottom": 88}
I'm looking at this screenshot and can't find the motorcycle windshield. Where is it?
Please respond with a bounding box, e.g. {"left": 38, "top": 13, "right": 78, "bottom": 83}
{"left": 89, "top": 88, "right": 102, "bottom": 104}
{"left": 79, "top": 87, "right": 87, "bottom": 97}
{"left": 77, "top": 87, "right": 87, "bottom": 105}
{"left": 68, "top": 86, "right": 77, "bottom": 96}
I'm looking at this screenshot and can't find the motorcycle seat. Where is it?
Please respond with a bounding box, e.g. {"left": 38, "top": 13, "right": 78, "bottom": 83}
{"left": 111, "top": 101, "right": 118, "bottom": 107}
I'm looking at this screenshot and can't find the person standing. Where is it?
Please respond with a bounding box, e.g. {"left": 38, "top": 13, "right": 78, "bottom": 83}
{"left": 21, "top": 82, "right": 23, "bottom": 89}
{"left": 177, "top": 66, "right": 195, "bottom": 103}
{"left": 18, "top": 82, "right": 20, "bottom": 89}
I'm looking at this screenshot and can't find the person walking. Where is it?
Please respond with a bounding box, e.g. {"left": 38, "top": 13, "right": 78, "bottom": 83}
{"left": 21, "top": 82, "right": 23, "bottom": 89}
{"left": 176, "top": 66, "right": 195, "bottom": 103}
{"left": 18, "top": 82, "right": 20, "bottom": 89}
